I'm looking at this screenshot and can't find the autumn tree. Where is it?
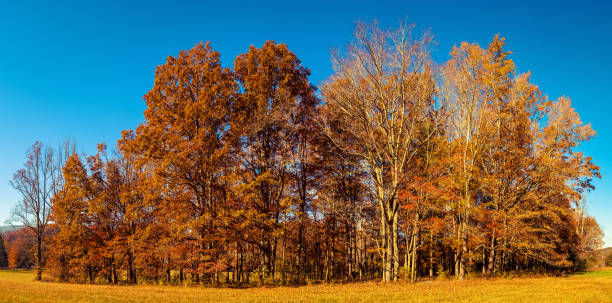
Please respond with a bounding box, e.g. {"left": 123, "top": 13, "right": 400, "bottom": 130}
{"left": 606, "top": 253, "right": 612, "bottom": 267}
{"left": 322, "top": 21, "right": 436, "bottom": 281}
{"left": 4, "top": 227, "right": 35, "bottom": 269}
{"left": 578, "top": 216, "right": 604, "bottom": 253}
{"left": 0, "top": 233, "right": 7, "bottom": 268}
{"left": 122, "top": 42, "right": 238, "bottom": 283}
{"left": 288, "top": 90, "right": 320, "bottom": 279}
{"left": 523, "top": 96, "right": 601, "bottom": 267}
{"left": 440, "top": 35, "right": 519, "bottom": 279}
{"left": 53, "top": 150, "right": 118, "bottom": 283}
{"left": 9, "top": 141, "right": 72, "bottom": 280}
{"left": 313, "top": 116, "right": 374, "bottom": 281}
{"left": 51, "top": 144, "right": 162, "bottom": 284}
{"left": 232, "top": 40, "right": 317, "bottom": 279}
{"left": 398, "top": 118, "right": 448, "bottom": 282}
{"left": 44, "top": 21, "right": 604, "bottom": 285}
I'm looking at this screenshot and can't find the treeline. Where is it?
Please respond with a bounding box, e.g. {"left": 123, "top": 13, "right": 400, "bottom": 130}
{"left": 0, "top": 229, "right": 30, "bottom": 269}
{"left": 0, "top": 227, "right": 55, "bottom": 270}
{"left": 12, "top": 22, "right": 603, "bottom": 285}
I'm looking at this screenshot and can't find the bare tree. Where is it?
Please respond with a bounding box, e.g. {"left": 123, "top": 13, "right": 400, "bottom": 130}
{"left": 322, "top": 21, "right": 437, "bottom": 281}
{"left": 9, "top": 141, "right": 73, "bottom": 280}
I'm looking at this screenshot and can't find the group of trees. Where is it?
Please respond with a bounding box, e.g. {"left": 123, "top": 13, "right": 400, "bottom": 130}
{"left": 0, "top": 233, "right": 7, "bottom": 268}
{"left": 0, "top": 227, "right": 38, "bottom": 269}
{"left": 10, "top": 21, "right": 604, "bottom": 285}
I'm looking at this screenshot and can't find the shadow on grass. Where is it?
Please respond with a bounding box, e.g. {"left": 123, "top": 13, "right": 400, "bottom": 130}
{"left": 0, "top": 268, "right": 34, "bottom": 273}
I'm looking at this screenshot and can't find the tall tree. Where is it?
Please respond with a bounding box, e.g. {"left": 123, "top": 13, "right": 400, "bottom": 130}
{"left": 440, "top": 38, "right": 510, "bottom": 279}
{"left": 232, "top": 40, "right": 316, "bottom": 278}
{"left": 123, "top": 42, "right": 238, "bottom": 283}
{"left": 10, "top": 141, "right": 70, "bottom": 280}
{"left": 322, "top": 21, "right": 436, "bottom": 281}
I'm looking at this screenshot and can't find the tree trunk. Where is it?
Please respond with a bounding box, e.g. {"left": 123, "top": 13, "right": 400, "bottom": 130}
{"left": 381, "top": 207, "right": 389, "bottom": 282}
{"left": 454, "top": 250, "right": 460, "bottom": 279}
{"left": 127, "top": 251, "right": 136, "bottom": 284}
{"left": 385, "top": 217, "right": 394, "bottom": 282}
{"left": 459, "top": 219, "right": 467, "bottom": 280}
{"left": 281, "top": 234, "right": 286, "bottom": 284}
{"left": 429, "top": 231, "right": 434, "bottom": 278}
{"left": 487, "top": 235, "right": 495, "bottom": 275}
{"left": 393, "top": 213, "right": 399, "bottom": 281}
{"left": 35, "top": 234, "right": 42, "bottom": 281}
{"left": 410, "top": 213, "right": 420, "bottom": 282}
{"left": 482, "top": 247, "right": 486, "bottom": 274}
{"left": 88, "top": 265, "right": 94, "bottom": 284}
{"left": 410, "top": 226, "right": 419, "bottom": 283}
{"left": 325, "top": 249, "right": 329, "bottom": 282}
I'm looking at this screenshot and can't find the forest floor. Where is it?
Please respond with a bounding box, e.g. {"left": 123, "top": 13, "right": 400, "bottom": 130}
{"left": 0, "top": 269, "right": 611, "bottom": 302}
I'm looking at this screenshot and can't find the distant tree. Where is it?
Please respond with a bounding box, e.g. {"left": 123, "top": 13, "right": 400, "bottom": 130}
{"left": 0, "top": 233, "right": 8, "bottom": 268}
{"left": 9, "top": 141, "right": 72, "bottom": 280}
{"left": 4, "top": 228, "right": 35, "bottom": 269}
{"left": 578, "top": 216, "right": 604, "bottom": 253}
{"left": 606, "top": 253, "right": 612, "bottom": 267}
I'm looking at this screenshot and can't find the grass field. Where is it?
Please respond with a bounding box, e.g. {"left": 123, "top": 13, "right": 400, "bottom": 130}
{"left": 0, "top": 270, "right": 611, "bottom": 303}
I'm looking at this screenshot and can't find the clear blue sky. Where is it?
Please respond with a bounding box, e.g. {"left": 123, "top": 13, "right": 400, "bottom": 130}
{"left": 0, "top": 0, "right": 610, "bottom": 245}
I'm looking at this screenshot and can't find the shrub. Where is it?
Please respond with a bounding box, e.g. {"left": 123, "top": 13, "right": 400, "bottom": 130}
{"left": 605, "top": 253, "right": 612, "bottom": 267}
{"left": 397, "top": 266, "right": 411, "bottom": 281}
{"left": 573, "top": 259, "right": 588, "bottom": 272}
{"left": 436, "top": 268, "right": 449, "bottom": 280}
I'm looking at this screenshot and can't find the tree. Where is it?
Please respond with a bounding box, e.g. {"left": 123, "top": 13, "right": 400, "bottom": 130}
{"left": 288, "top": 89, "right": 320, "bottom": 280}
{"left": 0, "top": 233, "right": 9, "bottom": 268}
{"left": 52, "top": 144, "right": 162, "bottom": 284}
{"left": 606, "top": 253, "right": 612, "bottom": 267}
{"left": 441, "top": 39, "right": 499, "bottom": 279}
{"left": 322, "top": 21, "right": 436, "bottom": 281}
{"left": 232, "top": 40, "right": 317, "bottom": 279}
{"left": 315, "top": 122, "right": 373, "bottom": 281}
{"left": 4, "top": 228, "right": 35, "bottom": 269}
{"left": 53, "top": 151, "right": 108, "bottom": 283}
{"left": 123, "top": 41, "right": 238, "bottom": 283}
{"left": 578, "top": 216, "right": 604, "bottom": 253}
{"left": 9, "top": 141, "right": 71, "bottom": 280}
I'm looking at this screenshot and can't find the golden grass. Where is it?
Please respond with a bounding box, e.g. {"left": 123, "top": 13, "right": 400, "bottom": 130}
{"left": 0, "top": 270, "right": 611, "bottom": 303}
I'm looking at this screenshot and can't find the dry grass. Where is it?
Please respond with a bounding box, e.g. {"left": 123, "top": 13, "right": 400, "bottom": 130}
{"left": 0, "top": 270, "right": 611, "bottom": 302}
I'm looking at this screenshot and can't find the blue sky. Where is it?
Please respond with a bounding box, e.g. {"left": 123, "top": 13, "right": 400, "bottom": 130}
{"left": 0, "top": 0, "right": 610, "bottom": 245}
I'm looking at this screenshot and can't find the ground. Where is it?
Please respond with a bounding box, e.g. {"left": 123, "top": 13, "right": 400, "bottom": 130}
{"left": 0, "top": 269, "right": 611, "bottom": 302}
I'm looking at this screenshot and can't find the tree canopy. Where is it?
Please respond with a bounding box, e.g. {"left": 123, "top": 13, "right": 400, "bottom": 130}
{"left": 35, "top": 21, "right": 604, "bottom": 285}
